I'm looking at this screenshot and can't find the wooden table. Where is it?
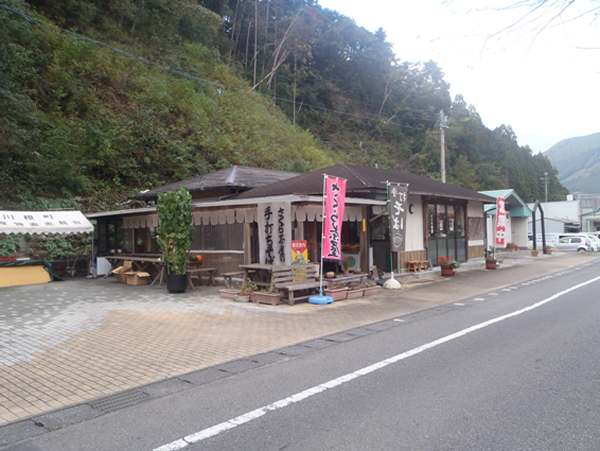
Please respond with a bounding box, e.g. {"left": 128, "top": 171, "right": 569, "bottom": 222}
{"left": 102, "top": 255, "right": 164, "bottom": 285}
{"left": 239, "top": 263, "right": 277, "bottom": 288}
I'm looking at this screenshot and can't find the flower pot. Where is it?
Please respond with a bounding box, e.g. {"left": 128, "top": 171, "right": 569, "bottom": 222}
{"left": 343, "top": 269, "right": 350, "bottom": 276}
{"left": 324, "top": 287, "right": 348, "bottom": 301}
{"left": 486, "top": 259, "right": 497, "bottom": 270}
{"left": 166, "top": 274, "right": 188, "bottom": 293}
{"left": 219, "top": 289, "right": 239, "bottom": 300}
{"left": 347, "top": 289, "right": 364, "bottom": 299}
{"left": 234, "top": 294, "right": 250, "bottom": 302}
{"left": 545, "top": 249, "right": 552, "bottom": 255}
{"left": 531, "top": 250, "right": 538, "bottom": 257}
{"left": 250, "top": 292, "right": 283, "bottom": 306}
{"left": 440, "top": 265, "right": 454, "bottom": 277}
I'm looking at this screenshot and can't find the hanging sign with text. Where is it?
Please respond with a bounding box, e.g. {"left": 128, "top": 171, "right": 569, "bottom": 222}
{"left": 257, "top": 203, "right": 292, "bottom": 265}
{"left": 495, "top": 197, "right": 507, "bottom": 246}
{"left": 388, "top": 183, "right": 408, "bottom": 252}
{"left": 322, "top": 176, "right": 346, "bottom": 260}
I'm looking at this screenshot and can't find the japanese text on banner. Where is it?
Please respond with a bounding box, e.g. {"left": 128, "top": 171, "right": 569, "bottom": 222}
{"left": 322, "top": 177, "right": 346, "bottom": 260}
{"left": 495, "top": 197, "right": 506, "bottom": 246}
{"left": 388, "top": 183, "right": 408, "bottom": 252}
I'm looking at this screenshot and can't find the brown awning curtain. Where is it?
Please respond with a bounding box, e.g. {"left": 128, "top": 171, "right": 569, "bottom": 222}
{"left": 122, "top": 204, "right": 364, "bottom": 229}
{"left": 293, "top": 205, "right": 363, "bottom": 222}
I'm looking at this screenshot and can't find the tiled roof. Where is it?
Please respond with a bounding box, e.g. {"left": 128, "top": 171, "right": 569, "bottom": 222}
{"left": 135, "top": 166, "right": 300, "bottom": 200}
{"left": 234, "top": 163, "right": 496, "bottom": 203}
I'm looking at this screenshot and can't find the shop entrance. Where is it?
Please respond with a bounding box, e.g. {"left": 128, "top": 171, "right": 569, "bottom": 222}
{"left": 426, "top": 203, "right": 466, "bottom": 265}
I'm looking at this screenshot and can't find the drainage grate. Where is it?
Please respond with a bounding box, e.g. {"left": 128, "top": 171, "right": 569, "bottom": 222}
{"left": 89, "top": 389, "right": 152, "bottom": 413}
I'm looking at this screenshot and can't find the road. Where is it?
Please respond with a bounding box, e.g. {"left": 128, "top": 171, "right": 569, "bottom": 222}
{"left": 4, "top": 257, "right": 600, "bottom": 451}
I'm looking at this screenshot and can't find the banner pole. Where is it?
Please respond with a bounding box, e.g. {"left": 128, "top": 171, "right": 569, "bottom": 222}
{"left": 386, "top": 181, "right": 395, "bottom": 275}
{"left": 318, "top": 174, "right": 327, "bottom": 293}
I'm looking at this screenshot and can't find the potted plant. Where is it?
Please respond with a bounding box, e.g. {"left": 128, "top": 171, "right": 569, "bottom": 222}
{"left": 235, "top": 278, "right": 256, "bottom": 302}
{"left": 507, "top": 242, "right": 519, "bottom": 251}
{"left": 324, "top": 281, "right": 349, "bottom": 301}
{"left": 544, "top": 245, "right": 553, "bottom": 255}
{"left": 250, "top": 279, "right": 283, "bottom": 306}
{"left": 439, "top": 256, "right": 459, "bottom": 276}
{"left": 531, "top": 249, "right": 539, "bottom": 257}
{"left": 156, "top": 187, "right": 195, "bottom": 293}
{"left": 485, "top": 247, "right": 498, "bottom": 270}
{"left": 341, "top": 256, "right": 351, "bottom": 276}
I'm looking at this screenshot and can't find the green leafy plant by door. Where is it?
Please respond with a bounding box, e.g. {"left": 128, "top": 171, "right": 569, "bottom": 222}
{"left": 156, "top": 187, "right": 194, "bottom": 275}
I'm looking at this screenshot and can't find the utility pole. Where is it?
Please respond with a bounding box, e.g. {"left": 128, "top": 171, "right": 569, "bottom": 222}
{"left": 541, "top": 172, "right": 549, "bottom": 202}
{"left": 439, "top": 110, "right": 448, "bottom": 183}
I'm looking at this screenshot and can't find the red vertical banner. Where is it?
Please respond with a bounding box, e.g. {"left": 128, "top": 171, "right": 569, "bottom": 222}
{"left": 495, "top": 197, "right": 506, "bottom": 246}
{"left": 322, "top": 176, "right": 346, "bottom": 260}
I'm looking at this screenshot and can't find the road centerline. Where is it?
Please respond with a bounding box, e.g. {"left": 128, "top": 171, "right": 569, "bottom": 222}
{"left": 153, "top": 274, "right": 600, "bottom": 451}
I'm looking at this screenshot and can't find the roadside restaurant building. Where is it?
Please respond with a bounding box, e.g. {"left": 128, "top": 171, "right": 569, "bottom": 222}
{"left": 87, "top": 164, "right": 495, "bottom": 279}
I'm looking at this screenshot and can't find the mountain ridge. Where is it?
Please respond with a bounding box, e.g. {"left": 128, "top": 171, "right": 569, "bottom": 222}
{"left": 544, "top": 132, "right": 600, "bottom": 195}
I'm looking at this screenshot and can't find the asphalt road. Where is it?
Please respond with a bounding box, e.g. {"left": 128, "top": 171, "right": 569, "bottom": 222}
{"left": 5, "top": 258, "right": 600, "bottom": 451}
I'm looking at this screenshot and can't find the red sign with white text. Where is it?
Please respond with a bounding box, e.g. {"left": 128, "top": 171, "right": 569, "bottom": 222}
{"left": 322, "top": 176, "right": 346, "bottom": 260}
{"left": 495, "top": 197, "right": 506, "bottom": 246}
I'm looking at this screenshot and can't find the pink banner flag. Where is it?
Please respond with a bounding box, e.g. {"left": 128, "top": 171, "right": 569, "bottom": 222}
{"left": 322, "top": 176, "right": 346, "bottom": 260}
{"left": 495, "top": 197, "right": 506, "bottom": 246}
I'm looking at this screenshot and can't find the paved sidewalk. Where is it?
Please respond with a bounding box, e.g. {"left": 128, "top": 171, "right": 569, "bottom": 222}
{"left": 0, "top": 251, "right": 596, "bottom": 427}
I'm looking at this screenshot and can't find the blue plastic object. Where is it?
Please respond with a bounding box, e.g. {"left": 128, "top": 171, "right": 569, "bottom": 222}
{"left": 308, "top": 290, "right": 334, "bottom": 305}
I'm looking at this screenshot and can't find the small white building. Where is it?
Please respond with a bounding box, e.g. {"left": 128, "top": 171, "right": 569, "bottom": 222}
{"left": 480, "top": 189, "right": 532, "bottom": 249}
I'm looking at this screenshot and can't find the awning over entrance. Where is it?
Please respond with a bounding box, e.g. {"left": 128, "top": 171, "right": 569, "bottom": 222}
{"left": 0, "top": 211, "right": 94, "bottom": 235}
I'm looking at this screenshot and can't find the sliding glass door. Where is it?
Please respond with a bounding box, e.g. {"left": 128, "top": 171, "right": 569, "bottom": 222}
{"left": 426, "top": 203, "right": 466, "bottom": 265}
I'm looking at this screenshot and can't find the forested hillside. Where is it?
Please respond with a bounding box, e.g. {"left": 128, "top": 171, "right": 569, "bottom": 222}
{"left": 0, "top": 0, "right": 567, "bottom": 211}
{"left": 545, "top": 133, "right": 600, "bottom": 196}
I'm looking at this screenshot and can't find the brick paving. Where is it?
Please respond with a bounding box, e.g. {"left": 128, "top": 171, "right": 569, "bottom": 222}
{"left": 0, "top": 251, "right": 596, "bottom": 425}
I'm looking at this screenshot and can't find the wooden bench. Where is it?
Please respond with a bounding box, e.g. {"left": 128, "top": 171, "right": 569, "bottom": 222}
{"left": 406, "top": 260, "right": 428, "bottom": 273}
{"left": 272, "top": 264, "right": 321, "bottom": 305}
{"left": 187, "top": 267, "right": 217, "bottom": 290}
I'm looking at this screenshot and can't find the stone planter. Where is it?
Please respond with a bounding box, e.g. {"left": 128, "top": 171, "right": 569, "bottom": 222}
{"left": 347, "top": 289, "right": 364, "bottom": 299}
{"left": 485, "top": 259, "right": 497, "bottom": 270}
{"left": 250, "top": 292, "right": 283, "bottom": 306}
{"left": 219, "top": 289, "right": 239, "bottom": 300}
{"left": 324, "top": 287, "right": 348, "bottom": 301}
{"left": 363, "top": 286, "right": 381, "bottom": 296}
{"left": 234, "top": 294, "right": 250, "bottom": 303}
{"left": 440, "top": 265, "right": 454, "bottom": 277}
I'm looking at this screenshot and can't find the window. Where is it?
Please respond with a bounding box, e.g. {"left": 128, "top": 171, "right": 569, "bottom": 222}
{"left": 192, "top": 223, "right": 244, "bottom": 250}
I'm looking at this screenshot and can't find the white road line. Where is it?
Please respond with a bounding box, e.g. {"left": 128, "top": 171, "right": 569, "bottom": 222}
{"left": 153, "top": 275, "right": 600, "bottom": 451}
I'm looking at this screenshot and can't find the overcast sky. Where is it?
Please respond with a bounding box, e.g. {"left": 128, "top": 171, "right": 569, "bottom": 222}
{"left": 317, "top": 0, "right": 600, "bottom": 154}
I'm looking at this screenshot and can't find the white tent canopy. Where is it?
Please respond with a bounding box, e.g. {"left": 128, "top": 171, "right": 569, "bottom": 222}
{"left": 0, "top": 211, "right": 94, "bottom": 235}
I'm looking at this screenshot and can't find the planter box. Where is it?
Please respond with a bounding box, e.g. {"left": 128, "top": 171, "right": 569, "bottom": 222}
{"left": 324, "top": 287, "right": 348, "bottom": 301}
{"left": 347, "top": 289, "right": 364, "bottom": 299}
{"left": 219, "top": 289, "right": 239, "bottom": 300}
{"left": 363, "top": 286, "right": 381, "bottom": 296}
{"left": 250, "top": 292, "right": 283, "bottom": 306}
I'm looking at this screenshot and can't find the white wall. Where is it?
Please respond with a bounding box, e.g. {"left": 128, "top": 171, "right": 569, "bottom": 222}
{"left": 526, "top": 200, "right": 580, "bottom": 221}
{"left": 404, "top": 194, "right": 424, "bottom": 252}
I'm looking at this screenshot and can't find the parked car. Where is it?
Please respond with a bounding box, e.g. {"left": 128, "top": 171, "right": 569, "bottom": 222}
{"left": 585, "top": 234, "right": 600, "bottom": 252}
{"left": 555, "top": 236, "right": 593, "bottom": 252}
